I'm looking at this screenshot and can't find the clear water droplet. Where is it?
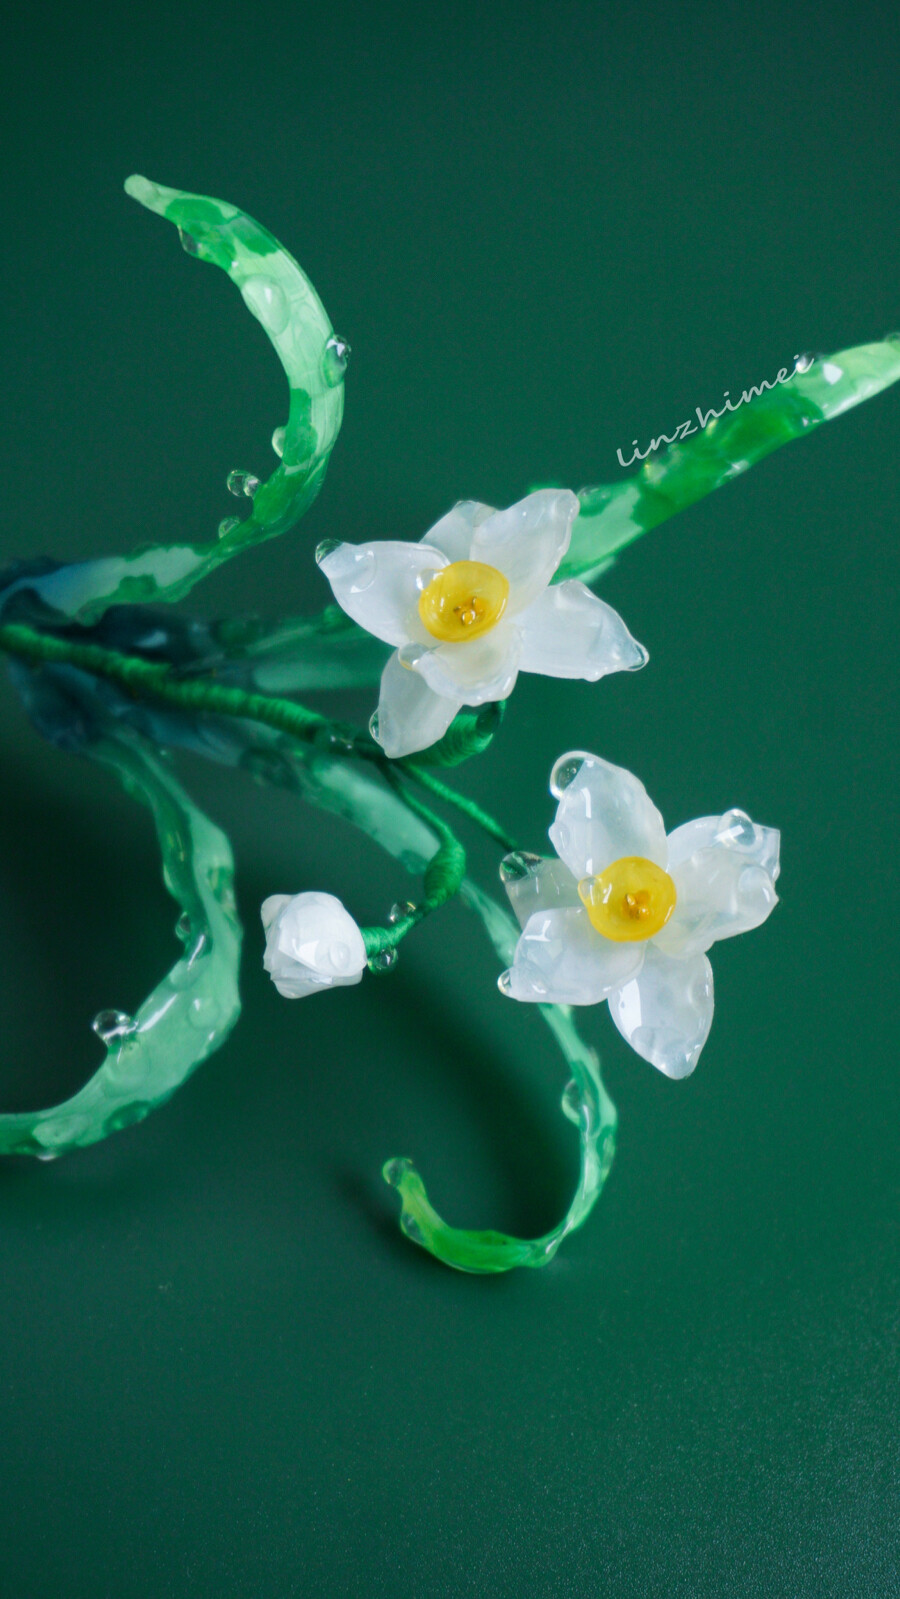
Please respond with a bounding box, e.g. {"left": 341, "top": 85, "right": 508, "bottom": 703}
{"left": 715, "top": 808, "right": 757, "bottom": 851}
{"left": 178, "top": 228, "right": 200, "bottom": 257}
{"left": 323, "top": 335, "right": 351, "bottom": 386}
{"left": 315, "top": 538, "right": 342, "bottom": 566}
{"left": 383, "top": 1156, "right": 412, "bottom": 1188}
{"left": 368, "top": 711, "right": 381, "bottom": 742}
{"left": 226, "top": 469, "right": 260, "bottom": 498}
{"left": 499, "top": 850, "right": 543, "bottom": 884}
{"left": 497, "top": 969, "right": 513, "bottom": 996}
{"left": 218, "top": 516, "right": 240, "bottom": 540}
{"left": 793, "top": 352, "right": 815, "bottom": 374}
{"left": 561, "top": 1079, "right": 582, "bottom": 1124}
{"left": 388, "top": 901, "right": 416, "bottom": 925}
{"left": 92, "top": 1009, "right": 137, "bottom": 1044}
{"left": 549, "top": 751, "right": 591, "bottom": 798}
{"left": 240, "top": 275, "right": 290, "bottom": 334}
{"left": 175, "top": 912, "right": 192, "bottom": 942}
{"left": 271, "top": 425, "right": 287, "bottom": 458}
{"left": 370, "top": 947, "right": 398, "bottom": 974}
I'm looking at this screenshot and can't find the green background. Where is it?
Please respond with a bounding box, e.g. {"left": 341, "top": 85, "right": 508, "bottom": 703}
{"left": 1, "top": 2, "right": 898, "bottom": 1594}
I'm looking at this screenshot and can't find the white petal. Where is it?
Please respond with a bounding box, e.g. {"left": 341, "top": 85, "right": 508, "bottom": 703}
{"left": 319, "top": 540, "right": 447, "bottom": 647}
{"left": 421, "top": 500, "right": 495, "bottom": 563}
{"left": 373, "top": 650, "right": 461, "bottom": 758}
{"left": 262, "top": 891, "right": 367, "bottom": 999}
{"left": 405, "top": 622, "right": 521, "bottom": 706}
{"left": 609, "top": 943, "right": 713, "bottom": 1078}
{"left": 260, "top": 894, "right": 292, "bottom": 931}
{"left": 656, "top": 807, "right": 780, "bottom": 957}
{"left": 500, "top": 853, "right": 582, "bottom": 928}
{"left": 548, "top": 752, "right": 668, "bottom": 879}
{"left": 470, "top": 490, "right": 580, "bottom": 612}
{"left": 666, "top": 809, "right": 781, "bottom": 881}
{"left": 517, "top": 580, "right": 648, "bottom": 679}
{"left": 502, "top": 907, "right": 644, "bottom": 1005}
{"left": 655, "top": 854, "right": 778, "bottom": 958}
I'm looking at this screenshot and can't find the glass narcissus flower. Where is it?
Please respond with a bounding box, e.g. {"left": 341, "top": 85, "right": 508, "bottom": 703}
{"left": 499, "top": 751, "right": 781, "bottom": 1078}
{"left": 317, "top": 490, "right": 647, "bottom": 758}
{"left": 262, "top": 891, "right": 367, "bottom": 998}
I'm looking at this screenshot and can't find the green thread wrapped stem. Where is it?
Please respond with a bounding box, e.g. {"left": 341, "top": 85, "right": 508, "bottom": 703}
{"left": 0, "top": 623, "right": 518, "bottom": 853}
{"left": 360, "top": 775, "right": 467, "bottom": 961}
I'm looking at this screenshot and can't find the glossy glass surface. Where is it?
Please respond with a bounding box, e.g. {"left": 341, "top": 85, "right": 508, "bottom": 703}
{"left": 1, "top": 6, "right": 898, "bottom": 1595}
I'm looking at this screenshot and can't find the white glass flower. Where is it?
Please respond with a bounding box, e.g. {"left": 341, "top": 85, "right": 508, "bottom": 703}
{"left": 317, "top": 490, "right": 647, "bottom": 758}
{"left": 261, "top": 891, "right": 367, "bottom": 998}
{"left": 499, "top": 751, "right": 780, "bottom": 1078}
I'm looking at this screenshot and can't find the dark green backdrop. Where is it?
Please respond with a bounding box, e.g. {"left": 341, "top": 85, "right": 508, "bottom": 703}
{"left": 1, "top": 3, "right": 898, "bottom": 1595}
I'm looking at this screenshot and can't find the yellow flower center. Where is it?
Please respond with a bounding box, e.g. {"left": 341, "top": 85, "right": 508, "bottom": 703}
{"left": 418, "top": 560, "right": 510, "bottom": 643}
{"left": 578, "top": 856, "right": 677, "bottom": 943}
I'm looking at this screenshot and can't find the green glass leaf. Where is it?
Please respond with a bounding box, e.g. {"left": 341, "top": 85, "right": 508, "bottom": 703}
{"left": 559, "top": 339, "right": 900, "bottom": 585}
{"left": 0, "top": 731, "right": 242, "bottom": 1157}
{"left": 22, "top": 176, "right": 347, "bottom": 626}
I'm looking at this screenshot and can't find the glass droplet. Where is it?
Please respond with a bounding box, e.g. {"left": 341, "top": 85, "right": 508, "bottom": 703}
{"left": 226, "top": 469, "right": 260, "bottom": 498}
{"left": 715, "top": 808, "right": 757, "bottom": 851}
{"left": 549, "top": 750, "right": 591, "bottom": 798}
{"left": 315, "top": 538, "right": 342, "bottom": 566}
{"left": 793, "top": 352, "right": 815, "bottom": 375}
{"left": 218, "top": 516, "right": 240, "bottom": 540}
{"left": 178, "top": 228, "right": 200, "bottom": 257}
{"left": 271, "top": 424, "right": 286, "bottom": 458}
{"left": 368, "top": 711, "right": 381, "bottom": 742}
{"left": 175, "top": 912, "right": 192, "bottom": 942}
{"left": 369, "top": 947, "right": 398, "bottom": 973}
{"left": 92, "top": 1009, "right": 137, "bottom": 1044}
{"left": 497, "top": 969, "right": 513, "bottom": 995}
{"left": 240, "top": 275, "right": 290, "bottom": 334}
{"left": 388, "top": 901, "right": 417, "bottom": 925}
{"left": 499, "top": 850, "right": 543, "bottom": 884}
{"left": 383, "top": 1156, "right": 412, "bottom": 1188}
{"left": 323, "top": 335, "right": 351, "bottom": 386}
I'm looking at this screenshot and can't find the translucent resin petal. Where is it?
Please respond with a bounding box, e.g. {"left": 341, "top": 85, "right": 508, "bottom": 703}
{"left": 517, "top": 580, "right": 648, "bottom": 679}
{"left": 318, "top": 540, "right": 446, "bottom": 647}
{"left": 373, "top": 651, "right": 460, "bottom": 758}
{"left": 469, "top": 490, "right": 579, "bottom": 612}
{"left": 549, "top": 753, "right": 668, "bottom": 880}
{"left": 503, "top": 906, "right": 644, "bottom": 1005}
{"left": 609, "top": 943, "right": 713, "bottom": 1079}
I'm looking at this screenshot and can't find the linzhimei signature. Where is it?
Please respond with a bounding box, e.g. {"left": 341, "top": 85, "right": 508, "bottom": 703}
{"left": 615, "top": 356, "right": 815, "bottom": 467}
